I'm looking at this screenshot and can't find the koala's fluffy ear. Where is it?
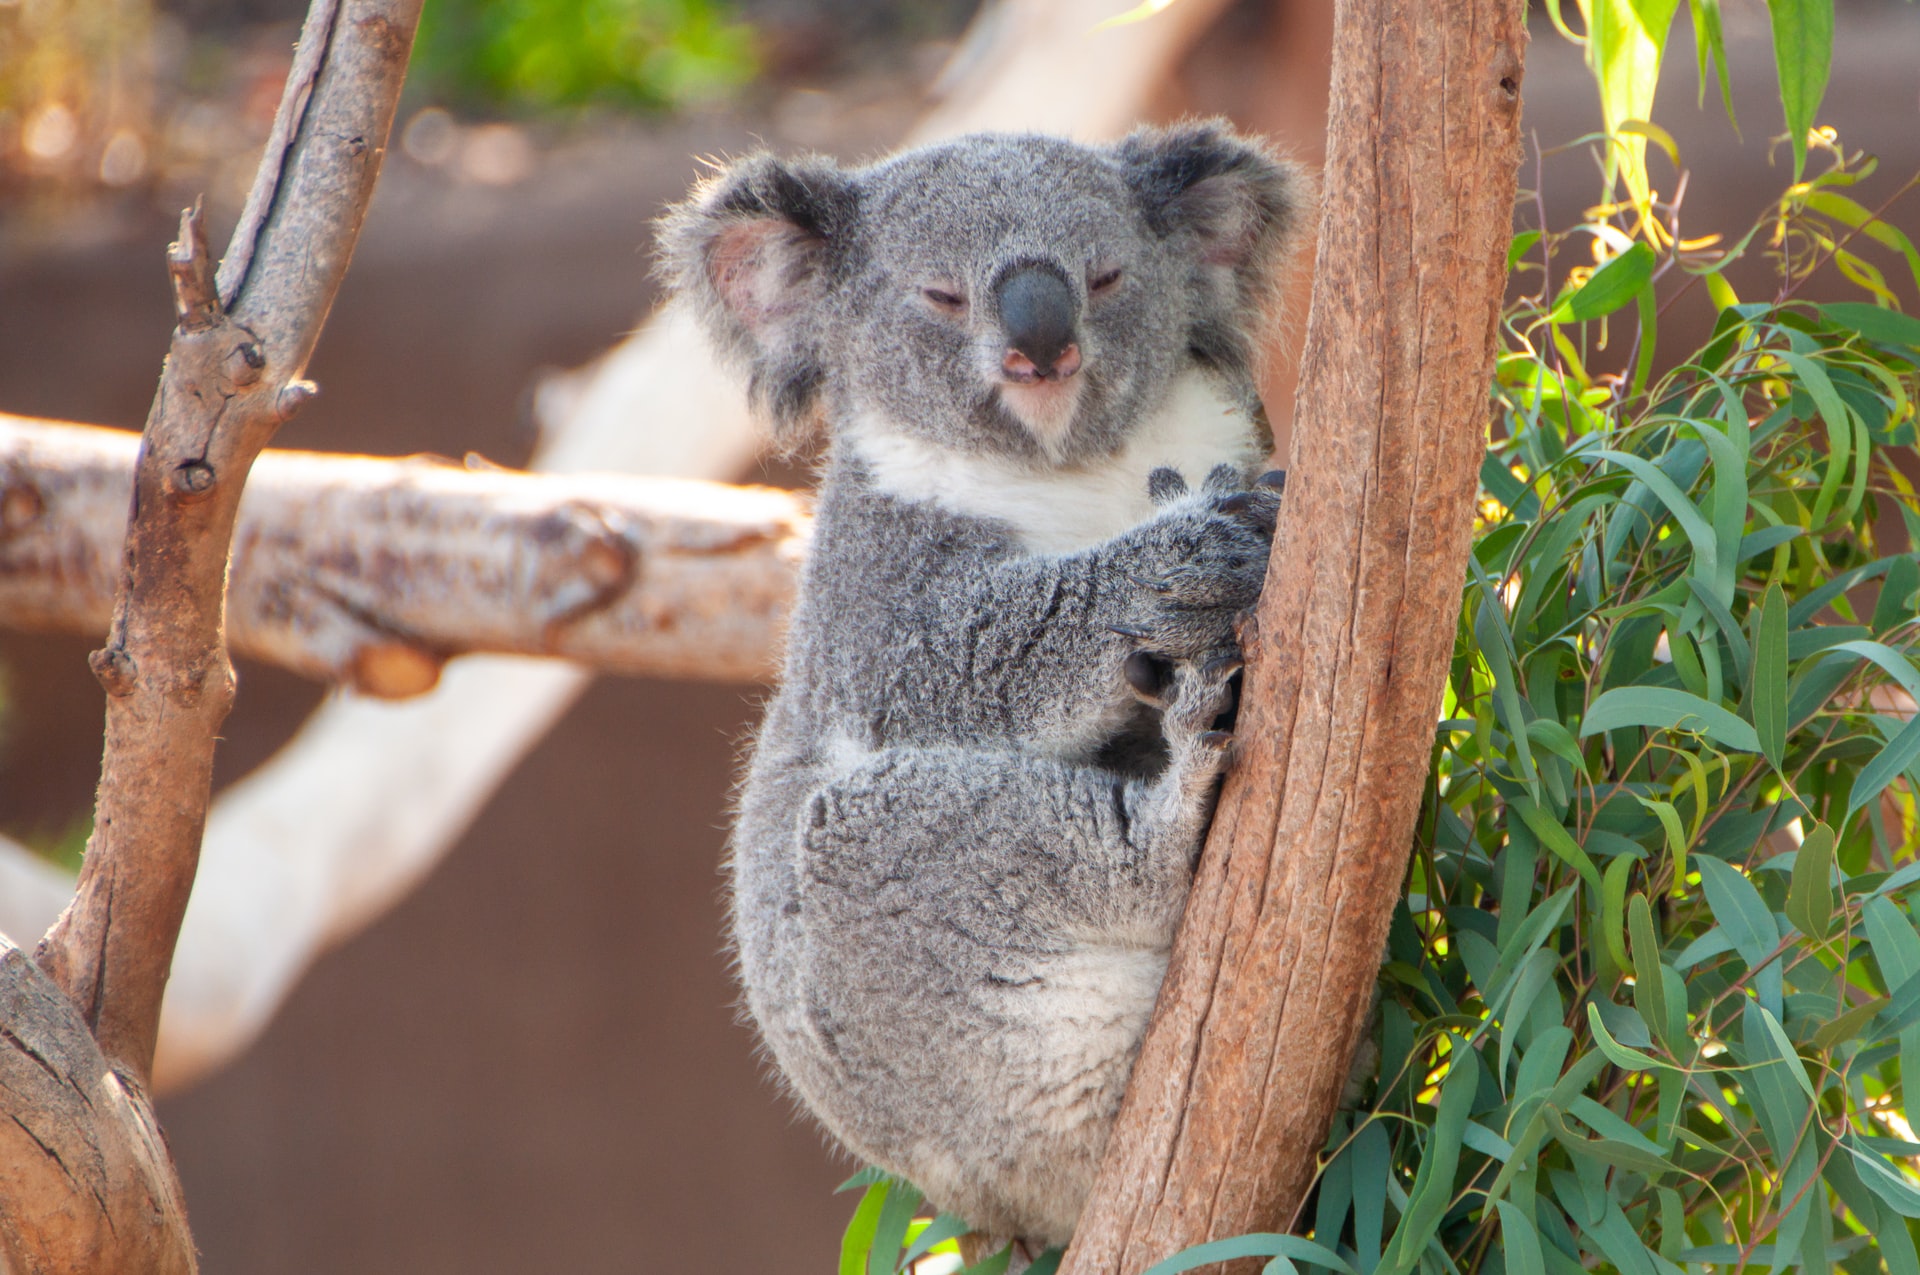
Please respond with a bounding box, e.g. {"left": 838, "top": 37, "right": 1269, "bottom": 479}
{"left": 658, "top": 153, "right": 856, "bottom": 445}
{"left": 1115, "top": 120, "right": 1309, "bottom": 380}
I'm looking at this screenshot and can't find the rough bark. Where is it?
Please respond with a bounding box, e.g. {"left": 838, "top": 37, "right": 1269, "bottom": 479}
{"left": 0, "top": 941, "right": 194, "bottom": 1274}
{"left": 0, "top": 415, "right": 808, "bottom": 693}
{"left": 1060, "top": 2, "right": 1527, "bottom": 1272}
{"left": 0, "top": 0, "right": 419, "bottom": 1262}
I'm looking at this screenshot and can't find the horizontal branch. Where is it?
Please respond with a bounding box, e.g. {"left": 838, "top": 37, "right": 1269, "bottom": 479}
{"left": 0, "top": 414, "right": 807, "bottom": 693}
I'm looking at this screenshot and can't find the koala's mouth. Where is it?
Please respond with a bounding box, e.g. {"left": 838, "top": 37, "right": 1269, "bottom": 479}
{"left": 998, "top": 376, "right": 1086, "bottom": 461}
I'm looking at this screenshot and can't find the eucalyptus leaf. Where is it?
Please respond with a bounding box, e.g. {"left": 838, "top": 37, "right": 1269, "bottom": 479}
{"left": 1764, "top": 0, "right": 1833, "bottom": 181}
{"left": 1580, "top": 686, "right": 1761, "bottom": 752}
{"left": 1750, "top": 581, "right": 1789, "bottom": 767}
{"left": 1785, "top": 822, "right": 1834, "bottom": 940}
{"left": 1554, "top": 243, "right": 1658, "bottom": 323}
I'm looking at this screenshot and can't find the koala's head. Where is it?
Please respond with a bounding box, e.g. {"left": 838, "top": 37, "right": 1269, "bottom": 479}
{"left": 659, "top": 121, "right": 1306, "bottom": 465}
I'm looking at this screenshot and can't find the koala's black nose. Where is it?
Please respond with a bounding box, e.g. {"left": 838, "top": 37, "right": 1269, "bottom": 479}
{"left": 996, "top": 265, "right": 1081, "bottom": 382}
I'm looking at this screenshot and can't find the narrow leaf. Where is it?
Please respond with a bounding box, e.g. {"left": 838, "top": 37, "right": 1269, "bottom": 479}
{"left": 1587, "top": 1002, "right": 1667, "bottom": 1071}
{"left": 1141, "top": 1235, "right": 1357, "bottom": 1275}
{"left": 1849, "top": 714, "right": 1920, "bottom": 819}
{"left": 1380, "top": 1045, "right": 1478, "bottom": 1272}
{"left": 1581, "top": 686, "right": 1761, "bottom": 752}
{"left": 1751, "top": 581, "right": 1789, "bottom": 767}
{"left": 1811, "top": 994, "right": 1888, "bottom": 1052}
{"left": 1495, "top": 1201, "right": 1547, "bottom": 1275}
{"left": 1557, "top": 243, "right": 1658, "bottom": 322}
{"left": 1786, "top": 823, "right": 1835, "bottom": 941}
{"left": 900, "top": 1215, "right": 972, "bottom": 1270}
{"left": 1516, "top": 801, "right": 1603, "bottom": 895}
{"left": 1628, "top": 893, "right": 1672, "bottom": 1048}
{"left": 1846, "top": 1133, "right": 1920, "bottom": 1218}
{"left": 1765, "top": 0, "right": 1835, "bottom": 181}
{"left": 842, "top": 1184, "right": 889, "bottom": 1275}
{"left": 1694, "top": 857, "right": 1780, "bottom": 971}
{"left": 870, "top": 1180, "right": 925, "bottom": 1275}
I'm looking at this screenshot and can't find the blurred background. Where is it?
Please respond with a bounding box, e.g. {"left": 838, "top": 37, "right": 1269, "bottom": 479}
{"left": 1, "top": 0, "right": 1917, "bottom": 1269}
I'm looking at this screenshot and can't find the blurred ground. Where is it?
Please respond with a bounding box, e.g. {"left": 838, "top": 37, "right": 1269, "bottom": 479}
{"left": 1, "top": 1, "right": 1918, "bottom": 1270}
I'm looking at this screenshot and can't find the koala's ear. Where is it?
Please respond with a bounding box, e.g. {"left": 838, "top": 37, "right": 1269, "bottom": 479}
{"left": 1115, "top": 120, "right": 1310, "bottom": 378}
{"left": 658, "top": 153, "right": 857, "bottom": 445}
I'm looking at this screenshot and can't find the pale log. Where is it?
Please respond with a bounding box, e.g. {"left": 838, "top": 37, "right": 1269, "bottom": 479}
{"left": 1060, "top": 1, "right": 1527, "bottom": 1271}
{"left": 0, "top": 414, "right": 808, "bottom": 693}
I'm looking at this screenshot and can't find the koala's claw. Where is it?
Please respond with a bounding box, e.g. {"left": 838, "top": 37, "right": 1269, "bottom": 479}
{"left": 1110, "top": 465, "right": 1282, "bottom": 668}
{"left": 1125, "top": 570, "right": 1175, "bottom": 595}
{"left": 1256, "top": 468, "right": 1287, "bottom": 492}
{"left": 1197, "top": 729, "right": 1233, "bottom": 751}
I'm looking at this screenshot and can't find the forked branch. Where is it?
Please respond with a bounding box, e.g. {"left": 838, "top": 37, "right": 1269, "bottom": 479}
{"left": 0, "top": 0, "right": 421, "bottom": 1264}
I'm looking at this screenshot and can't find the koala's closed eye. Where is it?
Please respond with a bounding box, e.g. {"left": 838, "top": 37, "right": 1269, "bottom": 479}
{"left": 922, "top": 285, "right": 967, "bottom": 312}
{"left": 1089, "top": 266, "right": 1123, "bottom": 294}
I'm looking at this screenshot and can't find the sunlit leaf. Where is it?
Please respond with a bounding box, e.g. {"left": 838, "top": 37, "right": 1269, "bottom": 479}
{"left": 1553, "top": 242, "right": 1657, "bottom": 322}
{"left": 1764, "top": 0, "right": 1834, "bottom": 180}
{"left": 1576, "top": 0, "right": 1681, "bottom": 210}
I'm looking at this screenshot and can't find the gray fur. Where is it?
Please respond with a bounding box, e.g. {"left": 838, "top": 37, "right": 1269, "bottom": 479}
{"left": 663, "top": 121, "right": 1306, "bottom": 1248}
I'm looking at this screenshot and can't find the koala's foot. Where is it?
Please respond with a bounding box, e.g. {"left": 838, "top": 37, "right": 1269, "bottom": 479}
{"left": 1110, "top": 465, "right": 1282, "bottom": 667}
{"left": 1138, "top": 653, "right": 1242, "bottom": 848}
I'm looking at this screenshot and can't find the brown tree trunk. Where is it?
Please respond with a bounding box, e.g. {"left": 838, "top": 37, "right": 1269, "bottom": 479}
{"left": 1061, "top": 2, "right": 1527, "bottom": 1272}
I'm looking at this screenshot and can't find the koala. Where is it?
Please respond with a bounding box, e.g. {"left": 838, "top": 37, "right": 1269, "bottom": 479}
{"left": 661, "top": 121, "right": 1306, "bottom": 1251}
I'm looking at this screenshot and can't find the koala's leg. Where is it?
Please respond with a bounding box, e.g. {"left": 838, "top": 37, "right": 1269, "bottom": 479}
{"left": 770, "top": 660, "right": 1238, "bottom": 1248}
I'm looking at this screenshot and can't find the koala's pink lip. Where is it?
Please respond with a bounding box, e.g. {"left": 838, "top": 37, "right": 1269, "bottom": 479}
{"left": 1001, "top": 343, "right": 1083, "bottom": 384}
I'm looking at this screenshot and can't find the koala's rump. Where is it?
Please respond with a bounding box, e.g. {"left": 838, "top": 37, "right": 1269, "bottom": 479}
{"left": 732, "top": 746, "right": 1174, "bottom": 1246}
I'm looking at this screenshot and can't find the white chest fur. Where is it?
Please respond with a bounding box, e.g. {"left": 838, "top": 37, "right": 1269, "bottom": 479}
{"left": 844, "top": 370, "right": 1263, "bottom": 555}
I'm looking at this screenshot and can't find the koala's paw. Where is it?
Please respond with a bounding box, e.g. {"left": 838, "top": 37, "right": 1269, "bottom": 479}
{"left": 1148, "top": 653, "right": 1244, "bottom": 833}
{"left": 1109, "top": 466, "right": 1282, "bottom": 666}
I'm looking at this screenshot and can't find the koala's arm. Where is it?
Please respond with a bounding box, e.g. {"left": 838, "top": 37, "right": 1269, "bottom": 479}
{"left": 844, "top": 479, "right": 1276, "bottom": 754}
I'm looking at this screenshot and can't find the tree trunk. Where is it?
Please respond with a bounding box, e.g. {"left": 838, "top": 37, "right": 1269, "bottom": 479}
{"left": 1061, "top": 2, "right": 1527, "bottom": 1271}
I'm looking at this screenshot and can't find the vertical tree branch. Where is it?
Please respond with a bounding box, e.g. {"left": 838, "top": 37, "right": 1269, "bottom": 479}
{"left": 33, "top": 0, "right": 422, "bottom": 1085}
{"left": 1061, "top": 2, "right": 1526, "bottom": 1271}
{"left": 4, "top": 0, "right": 419, "bottom": 1257}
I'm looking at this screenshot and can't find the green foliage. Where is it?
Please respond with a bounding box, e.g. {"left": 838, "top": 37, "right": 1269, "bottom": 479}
{"left": 409, "top": 0, "right": 757, "bottom": 113}
{"left": 1292, "top": 267, "right": 1920, "bottom": 1275}
{"left": 1277, "top": 13, "right": 1920, "bottom": 1257}
{"left": 1548, "top": 0, "right": 1838, "bottom": 227}
{"left": 836, "top": 1168, "right": 1030, "bottom": 1275}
